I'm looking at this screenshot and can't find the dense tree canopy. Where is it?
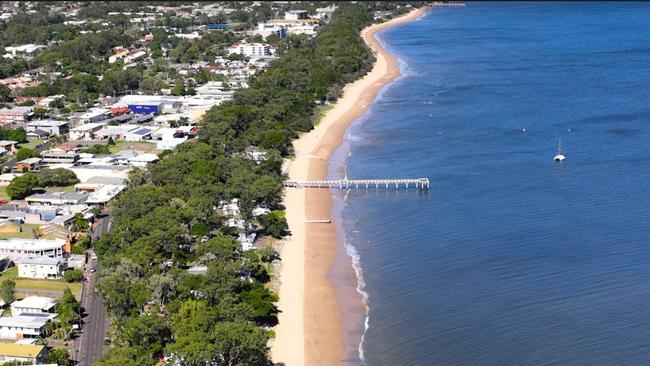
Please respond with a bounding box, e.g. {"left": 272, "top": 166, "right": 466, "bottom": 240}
{"left": 93, "top": 3, "right": 394, "bottom": 364}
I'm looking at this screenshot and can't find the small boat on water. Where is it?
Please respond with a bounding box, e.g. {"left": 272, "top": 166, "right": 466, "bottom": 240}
{"left": 554, "top": 138, "right": 566, "bottom": 162}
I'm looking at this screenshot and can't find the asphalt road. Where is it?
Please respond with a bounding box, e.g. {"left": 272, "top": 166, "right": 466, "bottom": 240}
{"left": 73, "top": 255, "right": 109, "bottom": 366}
{"left": 0, "top": 139, "right": 54, "bottom": 170}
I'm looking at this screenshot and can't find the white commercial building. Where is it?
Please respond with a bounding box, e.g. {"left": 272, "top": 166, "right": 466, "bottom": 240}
{"left": 10, "top": 297, "right": 57, "bottom": 317}
{"left": 227, "top": 41, "right": 275, "bottom": 59}
{"left": 284, "top": 10, "right": 309, "bottom": 20}
{"left": 17, "top": 256, "right": 65, "bottom": 279}
{"left": 0, "top": 238, "right": 66, "bottom": 261}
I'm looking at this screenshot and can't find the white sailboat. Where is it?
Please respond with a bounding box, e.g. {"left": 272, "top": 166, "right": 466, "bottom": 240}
{"left": 554, "top": 138, "right": 566, "bottom": 162}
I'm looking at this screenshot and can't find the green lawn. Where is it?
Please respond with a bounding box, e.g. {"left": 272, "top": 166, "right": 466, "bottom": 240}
{"left": 19, "top": 138, "right": 47, "bottom": 150}
{"left": 0, "top": 267, "right": 81, "bottom": 295}
{"left": 108, "top": 141, "right": 160, "bottom": 154}
{"left": 0, "top": 187, "right": 9, "bottom": 202}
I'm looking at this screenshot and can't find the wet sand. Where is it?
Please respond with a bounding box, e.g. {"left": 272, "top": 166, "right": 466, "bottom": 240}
{"left": 272, "top": 7, "right": 430, "bottom": 366}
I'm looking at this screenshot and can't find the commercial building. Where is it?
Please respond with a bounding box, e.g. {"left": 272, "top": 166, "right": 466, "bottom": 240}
{"left": 10, "top": 296, "right": 57, "bottom": 317}
{"left": 40, "top": 150, "right": 80, "bottom": 164}
{"left": 0, "top": 238, "right": 66, "bottom": 261}
{"left": 26, "top": 120, "right": 70, "bottom": 136}
{"left": 284, "top": 10, "right": 309, "bottom": 20}
{"left": 0, "top": 343, "right": 47, "bottom": 364}
{"left": 26, "top": 192, "right": 89, "bottom": 206}
{"left": 0, "top": 106, "right": 33, "bottom": 124}
{"left": 128, "top": 104, "right": 162, "bottom": 114}
{"left": 17, "top": 256, "right": 66, "bottom": 279}
{"left": 227, "top": 41, "right": 275, "bottom": 59}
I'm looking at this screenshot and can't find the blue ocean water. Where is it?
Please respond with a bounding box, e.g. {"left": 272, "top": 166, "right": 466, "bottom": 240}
{"left": 335, "top": 3, "right": 650, "bottom": 365}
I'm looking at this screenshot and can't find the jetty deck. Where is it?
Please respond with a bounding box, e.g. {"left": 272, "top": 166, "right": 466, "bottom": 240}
{"left": 284, "top": 178, "right": 430, "bottom": 190}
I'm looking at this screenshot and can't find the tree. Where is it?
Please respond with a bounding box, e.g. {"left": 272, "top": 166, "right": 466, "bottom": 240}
{"left": 6, "top": 172, "right": 38, "bottom": 199}
{"left": 45, "top": 348, "right": 72, "bottom": 366}
{"left": 14, "top": 147, "right": 39, "bottom": 161}
{"left": 71, "top": 213, "right": 89, "bottom": 232}
{"left": 0, "top": 84, "right": 11, "bottom": 102}
{"left": 107, "top": 136, "right": 116, "bottom": 146}
{"left": 63, "top": 269, "right": 84, "bottom": 282}
{"left": 33, "top": 106, "right": 47, "bottom": 119}
{"left": 139, "top": 75, "right": 162, "bottom": 94}
{"left": 36, "top": 168, "right": 79, "bottom": 187}
{"left": 117, "top": 314, "right": 172, "bottom": 356}
{"left": 258, "top": 211, "right": 288, "bottom": 238}
{"left": 0, "top": 279, "right": 15, "bottom": 304}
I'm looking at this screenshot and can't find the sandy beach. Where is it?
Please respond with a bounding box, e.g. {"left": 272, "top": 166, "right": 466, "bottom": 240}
{"left": 272, "top": 7, "right": 430, "bottom": 366}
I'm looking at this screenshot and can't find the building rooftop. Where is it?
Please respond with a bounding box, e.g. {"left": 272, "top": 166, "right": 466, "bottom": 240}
{"left": 11, "top": 296, "right": 57, "bottom": 312}
{"left": 0, "top": 343, "right": 45, "bottom": 358}
{"left": 17, "top": 158, "right": 41, "bottom": 165}
{"left": 26, "top": 120, "right": 69, "bottom": 127}
{"left": 17, "top": 256, "right": 65, "bottom": 266}
{"left": 0, "top": 238, "right": 66, "bottom": 252}
{"left": 0, "top": 313, "right": 52, "bottom": 329}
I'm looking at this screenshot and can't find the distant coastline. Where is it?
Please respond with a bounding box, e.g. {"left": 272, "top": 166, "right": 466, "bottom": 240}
{"left": 272, "top": 6, "right": 430, "bottom": 366}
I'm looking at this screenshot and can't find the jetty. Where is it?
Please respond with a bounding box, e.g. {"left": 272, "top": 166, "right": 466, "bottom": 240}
{"left": 284, "top": 178, "right": 430, "bottom": 190}
{"left": 431, "top": 2, "right": 466, "bottom": 7}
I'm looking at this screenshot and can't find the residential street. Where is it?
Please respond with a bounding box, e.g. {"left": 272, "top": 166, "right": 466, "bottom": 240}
{"left": 72, "top": 254, "right": 109, "bottom": 366}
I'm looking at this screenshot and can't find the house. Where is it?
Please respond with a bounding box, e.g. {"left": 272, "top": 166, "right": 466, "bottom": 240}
{"left": 244, "top": 146, "right": 267, "bottom": 162}
{"left": 17, "top": 256, "right": 65, "bottom": 279}
{"left": 108, "top": 50, "right": 129, "bottom": 63}
{"left": 10, "top": 296, "right": 57, "bottom": 316}
{"left": 69, "top": 122, "right": 106, "bottom": 140}
{"left": 0, "top": 343, "right": 47, "bottom": 364}
{"left": 0, "top": 141, "right": 18, "bottom": 153}
{"left": 0, "top": 314, "right": 54, "bottom": 339}
{"left": 3, "top": 44, "right": 46, "bottom": 59}
{"left": 0, "top": 238, "right": 67, "bottom": 261}
{"left": 13, "top": 158, "right": 41, "bottom": 172}
{"left": 26, "top": 120, "right": 69, "bottom": 136}
{"left": 127, "top": 153, "right": 158, "bottom": 167}
{"left": 0, "top": 106, "right": 33, "bottom": 124}
{"left": 0, "top": 173, "right": 20, "bottom": 186}
{"left": 26, "top": 129, "right": 50, "bottom": 139}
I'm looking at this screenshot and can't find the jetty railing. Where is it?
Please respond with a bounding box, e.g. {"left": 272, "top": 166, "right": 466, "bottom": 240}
{"left": 284, "top": 178, "right": 430, "bottom": 190}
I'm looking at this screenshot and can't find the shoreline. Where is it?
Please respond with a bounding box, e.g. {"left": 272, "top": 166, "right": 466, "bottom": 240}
{"left": 272, "top": 7, "right": 429, "bottom": 366}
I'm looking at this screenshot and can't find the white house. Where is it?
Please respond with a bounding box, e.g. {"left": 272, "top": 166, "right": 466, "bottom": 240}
{"left": 17, "top": 256, "right": 65, "bottom": 279}
{"left": 0, "top": 314, "right": 53, "bottom": 339}
{"left": 0, "top": 238, "right": 66, "bottom": 261}
{"left": 10, "top": 296, "right": 57, "bottom": 317}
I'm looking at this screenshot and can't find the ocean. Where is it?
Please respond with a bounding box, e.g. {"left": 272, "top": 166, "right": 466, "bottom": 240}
{"left": 331, "top": 3, "right": 650, "bottom": 365}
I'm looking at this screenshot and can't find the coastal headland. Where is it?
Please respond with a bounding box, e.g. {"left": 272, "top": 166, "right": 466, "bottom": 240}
{"left": 272, "top": 6, "right": 430, "bottom": 366}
